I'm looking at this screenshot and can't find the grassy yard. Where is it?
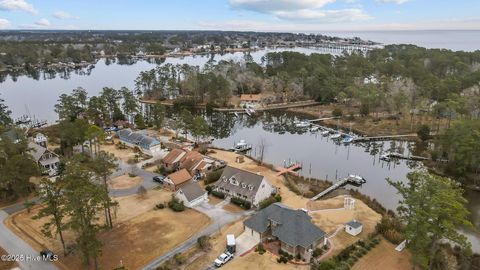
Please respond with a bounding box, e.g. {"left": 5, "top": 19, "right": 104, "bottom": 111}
{"left": 5, "top": 189, "right": 211, "bottom": 270}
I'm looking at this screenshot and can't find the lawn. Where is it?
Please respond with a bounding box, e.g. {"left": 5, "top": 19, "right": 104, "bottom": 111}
{"left": 5, "top": 189, "right": 211, "bottom": 270}
{"left": 223, "top": 252, "right": 309, "bottom": 270}
{"left": 352, "top": 238, "right": 412, "bottom": 270}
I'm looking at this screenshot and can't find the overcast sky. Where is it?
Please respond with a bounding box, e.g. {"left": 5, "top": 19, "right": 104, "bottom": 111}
{"left": 1, "top": 0, "right": 479, "bottom": 32}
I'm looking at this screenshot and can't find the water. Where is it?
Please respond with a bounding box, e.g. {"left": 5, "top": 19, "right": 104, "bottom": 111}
{"left": 323, "top": 30, "right": 480, "bottom": 52}
{"left": 207, "top": 111, "right": 480, "bottom": 252}
{"left": 0, "top": 47, "right": 323, "bottom": 122}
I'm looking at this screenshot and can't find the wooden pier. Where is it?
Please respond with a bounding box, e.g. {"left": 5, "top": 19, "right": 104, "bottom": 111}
{"left": 381, "top": 152, "right": 428, "bottom": 161}
{"left": 310, "top": 175, "right": 366, "bottom": 201}
{"left": 352, "top": 134, "right": 417, "bottom": 142}
{"left": 275, "top": 164, "right": 302, "bottom": 176}
{"left": 308, "top": 117, "right": 340, "bottom": 122}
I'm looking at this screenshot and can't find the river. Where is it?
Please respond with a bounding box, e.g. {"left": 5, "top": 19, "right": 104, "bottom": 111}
{"left": 0, "top": 45, "right": 479, "bottom": 252}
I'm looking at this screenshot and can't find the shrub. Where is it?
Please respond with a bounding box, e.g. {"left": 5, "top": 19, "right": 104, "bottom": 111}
{"left": 384, "top": 229, "right": 403, "bottom": 244}
{"left": 210, "top": 190, "right": 225, "bottom": 199}
{"left": 197, "top": 235, "right": 211, "bottom": 251}
{"left": 332, "top": 108, "right": 343, "bottom": 117}
{"left": 295, "top": 254, "right": 301, "bottom": 261}
{"left": 168, "top": 196, "right": 185, "bottom": 212}
{"left": 274, "top": 193, "right": 282, "bottom": 202}
{"left": 155, "top": 203, "right": 165, "bottom": 210}
{"left": 205, "top": 185, "right": 213, "bottom": 194}
{"left": 312, "top": 248, "right": 323, "bottom": 257}
{"left": 255, "top": 243, "right": 265, "bottom": 255}
{"left": 173, "top": 253, "right": 184, "bottom": 265}
{"left": 230, "top": 197, "right": 251, "bottom": 209}
{"left": 136, "top": 185, "right": 147, "bottom": 198}
{"left": 259, "top": 196, "right": 277, "bottom": 209}
{"left": 313, "top": 260, "right": 338, "bottom": 270}
{"left": 417, "top": 124, "right": 431, "bottom": 141}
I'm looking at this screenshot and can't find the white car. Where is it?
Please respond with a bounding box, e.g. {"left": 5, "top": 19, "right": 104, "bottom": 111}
{"left": 214, "top": 252, "right": 233, "bottom": 267}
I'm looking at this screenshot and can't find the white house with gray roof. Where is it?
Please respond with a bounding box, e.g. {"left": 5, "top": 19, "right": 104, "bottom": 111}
{"left": 175, "top": 181, "right": 208, "bottom": 207}
{"left": 213, "top": 166, "right": 276, "bottom": 207}
{"left": 28, "top": 142, "right": 60, "bottom": 175}
{"left": 243, "top": 203, "right": 326, "bottom": 261}
{"left": 345, "top": 220, "right": 363, "bottom": 236}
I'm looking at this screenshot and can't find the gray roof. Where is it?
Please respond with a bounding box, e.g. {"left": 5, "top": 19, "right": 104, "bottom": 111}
{"left": 214, "top": 166, "right": 265, "bottom": 201}
{"left": 244, "top": 203, "right": 326, "bottom": 249}
{"left": 28, "top": 142, "right": 47, "bottom": 162}
{"left": 178, "top": 181, "right": 206, "bottom": 202}
{"left": 346, "top": 220, "right": 362, "bottom": 229}
{"left": 117, "top": 129, "right": 160, "bottom": 149}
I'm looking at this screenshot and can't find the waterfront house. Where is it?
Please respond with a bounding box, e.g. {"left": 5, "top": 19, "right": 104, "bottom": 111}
{"left": 33, "top": 133, "right": 48, "bottom": 148}
{"left": 163, "top": 149, "right": 218, "bottom": 178}
{"left": 243, "top": 203, "right": 326, "bottom": 261}
{"left": 116, "top": 129, "right": 162, "bottom": 156}
{"left": 164, "top": 168, "right": 192, "bottom": 191}
{"left": 240, "top": 94, "right": 262, "bottom": 108}
{"left": 174, "top": 181, "right": 208, "bottom": 207}
{"left": 28, "top": 142, "right": 60, "bottom": 175}
{"left": 213, "top": 166, "right": 276, "bottom": 207}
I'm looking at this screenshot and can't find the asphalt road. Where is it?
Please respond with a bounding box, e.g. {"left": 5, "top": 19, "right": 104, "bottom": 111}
{"left": 0, "top": 210, "right": 58, "bottom": 270}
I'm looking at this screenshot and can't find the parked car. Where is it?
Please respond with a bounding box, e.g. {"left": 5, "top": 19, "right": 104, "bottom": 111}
{"left": 153, "top": 175, "right": 165, "bottom": 183}
{"left": 214, "top": 251, "right": 233, "bottom": 267}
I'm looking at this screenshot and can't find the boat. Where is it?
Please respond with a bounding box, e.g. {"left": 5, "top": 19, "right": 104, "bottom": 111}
{"left": 294, "top": 121, "right": 310, "bottom": 128}
{"left": 330, "top": 133, "right": 342, "bottom": 140}
{"left": 232, "top": 140, "right": 252, "bottom": 152}
{"left": 310, "top": 126, "right": 319, "bottom": 132}
{"left": 321, "top": 130, "right": 330, "bottom": 136}
{"left": 347, "top": 174, "right": 367, "bottom": 184}
{"left": 342, "top": 136, "right": 354, "bottom": 144}
{"left": 380, "top": 153, "right": 391, "bottom": 162}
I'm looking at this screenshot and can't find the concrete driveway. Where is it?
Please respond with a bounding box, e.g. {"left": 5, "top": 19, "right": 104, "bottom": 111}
{"left": 235, "top": 232, "right": 259, "bottom": 255}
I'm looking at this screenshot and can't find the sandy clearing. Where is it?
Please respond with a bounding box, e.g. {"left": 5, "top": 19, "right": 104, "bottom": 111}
{"left": 352, "top": 238, "right": 412, "bottom": 270}
{"left": 5, "top": 189, "right": 210, "bottom": 270}
{"left": 108, "top": 174, "right": 143, "bottom": 189}
{"left": 223, "top": 252, "right": 309, "bottom": 270}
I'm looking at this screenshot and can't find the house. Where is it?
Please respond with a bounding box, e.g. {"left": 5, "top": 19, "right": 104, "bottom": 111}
{"left": 33, "top": 133, "right": 47, "bottom": 148}
{"left": 175, "top": 181, "right": 208, "bottom": 207}
{"left": 28, "top": 142, "right": 60, "bottom": 175}
{"left": 116, "top": 129, "right": 162, "bottom": 156}
{"left": 163, "top": 149, "right": 217, "bottom": 178}
{"left": 243, "top": 203, "right": 326, "bottom": 261}
{"left": 179, "top": 151, "right": 215, "bottom": 179}
{"left": 162, "top": 148, "right": 187, "bottom": 171}
{"left": 213, "top": 166, "right": 276, "bottom": 207}
{"left": 164, "top": 168, "right": 192, "bottom": 191}
{"left": 345, "top": 220, "right": 363, "bottom": 236}
{"left": 240, "top": 94, "right": 262, "bottom": 108}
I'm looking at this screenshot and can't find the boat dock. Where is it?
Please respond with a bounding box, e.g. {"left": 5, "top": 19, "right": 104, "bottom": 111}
{"left": 381, "top": 152, "right": 428, "bottom": 161}
{"left": 352, "top": 134, "right": 417, "bottom": 142}
{"left": 310, "top": 175, "right": 366, "bottom": 201}
{"left": 275, "top": 164, "right": 302, "bottom": 176}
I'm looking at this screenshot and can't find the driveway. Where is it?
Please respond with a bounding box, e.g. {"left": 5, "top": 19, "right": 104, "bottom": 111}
{"left": 140, "top": 202, "right": 252, "bottom": 270}
{"left": 0, "top": 210, "right": 58, "bottom": 270}
{"left": 235, "top": 232, "right": 259, "bottom": 255}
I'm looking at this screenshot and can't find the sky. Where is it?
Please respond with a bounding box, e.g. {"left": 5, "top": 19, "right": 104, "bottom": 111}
{"left": 0, "top": 0, "right": 480, "bottom": 32}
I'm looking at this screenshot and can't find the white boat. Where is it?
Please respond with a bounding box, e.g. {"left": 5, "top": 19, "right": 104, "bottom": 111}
{"left": 330, "top": 133, "right": 342, "bottom": 140}
{"left": 342, "top": 136, "right": 354, "bottom": 144}
{"left": 321, "top": 130, "right": 330, "bottom": 136}
{"left": 380, "top": 153, "right": 391, "bottom": 162}
{"left": 295, "top": 121, "right": 310, "bottom": 128}
{"left": 310, "top": 126, "right": 319, "bottom": 132}
{"left": 348, "top": 174, "right": 367, "bottom": 184}
{"left": 232, "top": 140, "right": 252, "bottom": 152}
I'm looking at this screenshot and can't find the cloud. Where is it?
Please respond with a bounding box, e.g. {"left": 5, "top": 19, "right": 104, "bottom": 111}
{"left": 53, "top": 10, "right": 78, "bottom": 20}
{"left": 0, "top": 18, "right": 10, "bottom": 29}
{"left": 0, "top": 0, "right": 37, "bottom": 15}
{"left": 35, "top": 18, "right": 51, "bottom": 27}
{"left": 376, "top": 0, "right": 410, "bottom": 4}
{"left": 230, "top": 0, "right": 336, "bottom": 12}
{"left": 274, "top": 9, "right": 371, "bottom": 22}
{"left": 229, "top": 0, "right": 371, "bottom": 23}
